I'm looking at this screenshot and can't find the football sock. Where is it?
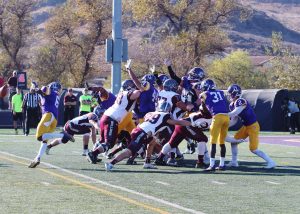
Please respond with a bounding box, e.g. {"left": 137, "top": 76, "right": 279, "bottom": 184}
{"left": 252, "top": 149, "right": 272, "bottom": 163}
{"left": 231, "top": 143, "right": 238, "bottom": 163}
{"left": 145, "top": 158, "right": 151, "bottom": 164}
{"left": 220, "top": 157, "right": 225, "bottom": 167}
{"left": 220, "top": 144, "right": 226, "bottom": 157}
{"left": 42, "top": 133, "right": 64, "bottom": 141}
{"left": 83, "top": 145, "right": 88, "bottom": 150}
{"left": 175, "top": 147, "right": 182, "bottom": 156}
{"left": 197, "top": 155, "right": 204, "bottom": 163}
{"left": 36, "top": 142, "right": 48, "bottom": 159}
{"left": 161, "top": 143, "right": 172, "bottom": 155}
{"left": 170, "top": 152, "right": 175, "bottom": 159}
{"left": 209, "top": 158, "right": 215, "bottom": 167}
{"left": 210, "top": 144, "right": 216, "bottom": 158}
{"left": 197, "top": 141, "right": 206, "bottom": 155}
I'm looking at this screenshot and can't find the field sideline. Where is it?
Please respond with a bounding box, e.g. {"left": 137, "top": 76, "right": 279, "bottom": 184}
{"left": 0, "top": 129, "right": 300, "bottom": 214}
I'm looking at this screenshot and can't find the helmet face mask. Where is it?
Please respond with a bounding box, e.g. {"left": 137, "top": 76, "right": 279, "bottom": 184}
{"left": 121, "top": 79, "right": 136, "bottom": 91}
{"left": 227, "top": 84, "right": 242, "bottom": 100}
{"left": 163, "top": 79, "right": 178, "bottom": 92}
{"left": 141, "top": 74, "right": 156, "bottom": 85}
{"left": 187, "top": 67, "right": 205, "bottom": 82}
{"left": 49, "top": 82, "right": 62, "bottom": 94}
{"left": 93, "top": 106, "right": 105, "bottom": 120}
{"left": 200, "top": 79, "right": 216, "bottom": 91}
{"left": 158, "top": 74, "right": 169, "bottom": 84}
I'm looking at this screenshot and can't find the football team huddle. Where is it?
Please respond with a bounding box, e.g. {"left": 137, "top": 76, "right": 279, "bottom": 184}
{"left": 28, "top": 59, "right": 276, "bottom": 172}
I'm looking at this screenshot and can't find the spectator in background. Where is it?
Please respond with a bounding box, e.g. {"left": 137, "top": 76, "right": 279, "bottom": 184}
{"left": 22, "top": 83, "right": 41, "bottom": 136}
{"left": 7, "top": 70, "right": 18, "bottom": 110}
{"left": 64, "top": 88, "right": 77, "bottom": 123}
{"left": 12, "top": 87, "right": 24, "bottom": 135}
{"left": 79, "top": 88, "right": 92, "bottom": 116}
{"left": 288, "top": 97, "right": 300, "bottom": 134}
{"left": 0, "top": 75, "right": 5, "bottom": 109}
{"left": 90, "top": 92, "right": 99, "bottom": 112}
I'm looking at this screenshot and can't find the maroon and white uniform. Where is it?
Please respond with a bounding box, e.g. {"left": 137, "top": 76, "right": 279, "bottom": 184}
{"left": 64, "top": 113, "right": 98, "bottom": 136}
{"left": 128, "top": 111, "right": 172, "bottom": 155}
{"left": 100, "top": 90, "right": 137, "bottom": 146}
{"left": 168, "top": 111, "right": 212, "bottom": 148}
{"left": 157, "top": 90, "right": 185, "bottom": 120}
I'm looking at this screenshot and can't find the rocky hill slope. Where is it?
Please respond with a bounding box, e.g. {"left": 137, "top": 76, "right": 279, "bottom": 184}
{"left": 32, "top": 0, "right": 300, "bottom": 55}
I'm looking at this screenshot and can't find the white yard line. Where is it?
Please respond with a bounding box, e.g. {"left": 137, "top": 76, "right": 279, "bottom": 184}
{"left": 211, "top": 181, "right": 226, "bottom": 185}
{"left": 0, "top": 151, "right": 205, "bottom": 214}
{"left": 265, "top": 181, "right": 281, "bottom": 185}
{"left": 155, "top": 181, "right": 170, "bottom": 186}
{"left": 41, "top": 182, "right": 51, "bottom": 186}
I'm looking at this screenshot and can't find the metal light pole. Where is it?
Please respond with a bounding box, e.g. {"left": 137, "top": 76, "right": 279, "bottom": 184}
{"left": 106, "top": 0, "right": 128, "bottom": 95}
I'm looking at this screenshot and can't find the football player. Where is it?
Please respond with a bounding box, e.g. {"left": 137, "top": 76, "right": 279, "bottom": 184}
{"left": 200, "top": 79, "right": 230, "bottom": 171}
{"left": 45, "top": 106, "right": 103, "bottom": 155}
{"left": 28, "top": 82, "right": 74, "bottom": 168}
{"left": 226, "top": 84, "right": 276, "bottom": 169}
{"left": 104, "top": 100, "right": 200, "bottom": 171}
{"left": 86, "top": 79, "right": 140, "bottom": 164}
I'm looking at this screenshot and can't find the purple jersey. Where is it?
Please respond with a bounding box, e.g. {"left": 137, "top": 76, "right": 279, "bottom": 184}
{"left": 135, "top": 85, "right": 158, "bottom": 118}
{"left": 100, "top": 92, "right": 116, "bottom": 110}
{"left": 41, "top": 90, "right": 60, "bottom": 119}
{"left": 229, "top": 98, "right": 257, "bottom": 126}
{"left": 201, "top": 90, "right": 229, "bottom": 116}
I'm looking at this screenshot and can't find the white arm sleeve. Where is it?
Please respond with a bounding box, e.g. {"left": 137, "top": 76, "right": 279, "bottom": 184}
{"left": 225, "top": 135, "right": 246, "bottom": 144}
{"left": 228, "top": 105, "right": 246, "bottom": 118}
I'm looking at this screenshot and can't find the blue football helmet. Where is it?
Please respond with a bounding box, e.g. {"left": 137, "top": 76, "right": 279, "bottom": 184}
{"left": 121, "top": 79, "right": 136, "bottom": 91}
{"left": 141, "top": 74, "right": 156, "bottom": 85}
{"left": 163, "top": 79, "right": 178, "bottom": 92}
{"left": 158, "top": 74, "right": 169, "bottom": 84}
{"left": 157, "top": 100, "right": 171, "bottom": 112}
{"left": 48, "top": 82, "right": 62, "bottom": 93}
{"left": 180, "top": 76, "right": 192, "bottom": 90}
{"left": 192, "top": 82, "right": 202, "bottom": 91}
{"left": 200, "top": 79, "right": 216, "bottom": 91}
{"left": 187, "top": 67, "right": 205, "bottom": 81}
{"left": 93, "top": 106, "right": 105, "bottom": 120}
{"left": 227, "top": 84, "right": 242, "bottom": 99}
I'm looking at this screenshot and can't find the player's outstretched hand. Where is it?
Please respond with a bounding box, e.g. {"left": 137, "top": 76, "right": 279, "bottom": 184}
{"left": 164, "top": 59, "right": 172, "bottom": 67}
{"left": 125, "top": 59, "right": 132, "bottom": 70}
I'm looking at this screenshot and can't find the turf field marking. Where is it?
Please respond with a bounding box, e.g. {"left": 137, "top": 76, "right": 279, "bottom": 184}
{"left": 0, "top": 154, "right": 169, "bottom": 214}
{"left": 0, "top": 151, "right": 205, "bottom": 214}
{"left": 41, "top": 182, "right": 51, "bottom": 186}
{"left": 155, "top": 181, "right": 170, "bottom": 186}
{"left": 265, "top": 181, "right": 280, "bottom": 185}
{"left": 284, "top": 139, "right": 300, "bottom": 143}
{"left": 211, "top": 181, "right": 226, "bottom": 185}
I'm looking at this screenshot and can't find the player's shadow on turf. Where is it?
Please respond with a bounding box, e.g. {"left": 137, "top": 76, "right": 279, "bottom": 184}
{"left": 0, "top": 163, "right": 9, "bottom": 167}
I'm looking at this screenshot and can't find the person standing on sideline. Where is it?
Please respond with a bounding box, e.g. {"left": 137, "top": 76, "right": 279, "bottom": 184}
{"left": 22, "top": 82, "right": 41, "bottom": 136}
{"left": 7, "top": 70, "right": 18, "bottom": 110}
{"left": 12, "top": 87, "right": 24, "bottom": 134}
{"left": 79, "top": 88, "right": 92, "bottom": 116}
{"left": 64, "top": 88, "right": 77, "bottom": 124}
{"left": 288, "top": 97, "right": 300, "bottom": 134}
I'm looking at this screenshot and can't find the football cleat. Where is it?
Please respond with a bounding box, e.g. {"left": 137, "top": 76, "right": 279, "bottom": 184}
{"left": 45, "top": 147, "right": 51, "bottom": 155}
{"left": 195, "top": 162, "right": 209, "bottom": 169}
{"left": 143, "top": 163, "right": 157, "bottom": 169}
{"left": 28, "top": 158, "right": 40, "bottom": 168}
{"left": 96, "top": 158, "right": 102, "bottom": 163}
{"left": 166, "top": 158, "right": 178, "bottom": 166}
{"left": 87, "top": 152, "right": 97, "bottom": 164}
{"left": 265, "top": 161, "right": 276, "bottom": 169}
{"left": 204, "top": 166, "right": 215, "bottom": 172}
{"left": 154, "top": 158, "right": 166, "bottom": 166}
{"left": 126, "top": 158, "right": 137, "bottom": 165}
{"left": 226, "top": 161, "right": 239, "bottom": 167}
{"left": 175, "top": 154, "right": 184, "bottom": 161}
{"left": 216, "top": 165, "right": 226, "bottom": 171}
{"left": 106, "top": 153, "right": 114, "bottom": 159}
{"left": 105, "top": 162, "right": 114, "bottom": 171}
{"left": 82, "top": 149, "right": 89, "bottom": 156}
